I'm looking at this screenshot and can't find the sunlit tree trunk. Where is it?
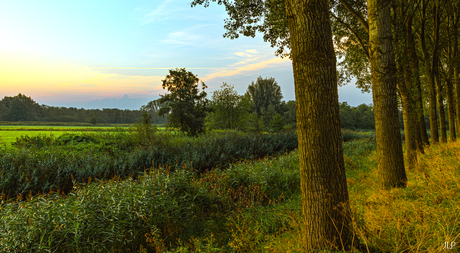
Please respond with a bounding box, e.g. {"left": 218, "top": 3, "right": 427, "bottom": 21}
{"left": 367, "top": 0, "right": 407, "bottom": 188}
{"left": 285, "top": 0, "right": 353, "bottom": 250}
{"left": 396, "top": 4, "right": 419, "bottom": 169}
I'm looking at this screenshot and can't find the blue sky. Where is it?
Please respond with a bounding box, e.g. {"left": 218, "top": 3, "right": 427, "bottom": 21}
{"left": 0, "top": 0, "right": 372, "bottom": 110}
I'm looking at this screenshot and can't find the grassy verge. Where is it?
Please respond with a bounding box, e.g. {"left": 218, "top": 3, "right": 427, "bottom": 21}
{"left": 257, "top": 141, "right": 460, "bottom": 252}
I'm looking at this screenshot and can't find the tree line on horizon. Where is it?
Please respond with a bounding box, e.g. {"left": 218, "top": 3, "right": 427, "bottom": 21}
{"left": 1, "top": 87, "right": 382, "bottom": 131}
{"left": 0, "top": 93, "right": 166, "bottom": 124}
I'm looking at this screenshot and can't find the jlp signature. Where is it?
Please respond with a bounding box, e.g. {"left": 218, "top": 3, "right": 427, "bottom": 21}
{"left": 443, "top": 241, "right": 456, "bottom": 250}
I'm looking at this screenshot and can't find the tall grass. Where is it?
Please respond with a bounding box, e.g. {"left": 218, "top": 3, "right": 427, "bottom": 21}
{"left": 262, "top": 141, "right": 460, "bottom": 252}
{"left": 0, "top": 148, "right": 302, "bottom": 252}
{"left": 0, "top": 130, "right": 298, "bottom": 197}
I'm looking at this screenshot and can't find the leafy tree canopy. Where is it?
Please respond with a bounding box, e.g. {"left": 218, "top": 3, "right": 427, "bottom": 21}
{"left": 246, "top": 76, "right": 283, "bottom": 117}
{"left": 207, "top": 82, "right": 251, "bottom": 130}
{"left": 158, "top": 68, "right": 210, "bottom": 136}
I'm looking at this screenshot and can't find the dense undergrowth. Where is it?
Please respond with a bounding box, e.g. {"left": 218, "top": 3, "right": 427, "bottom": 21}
{"left": 0, "top": 130, "right": 298, "bottom": 197}
{"left": 0, "top": 131, "right": 377, "bottom": 252}
{"left": 2, "top": 127, "right": 456, "bottom": 252}
{"left": 0, "top": 142, "right": 302, "bottom": 252}
{"left": 0, "top": 128, "right": 373, "bottom": 198}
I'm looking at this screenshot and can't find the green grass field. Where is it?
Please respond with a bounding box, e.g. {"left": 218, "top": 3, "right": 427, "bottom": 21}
{"left": 0, "top": 125, "right": 125, "bottom": 150}
{"left": 0, "top": 125, "right": 169, "bottom": 150}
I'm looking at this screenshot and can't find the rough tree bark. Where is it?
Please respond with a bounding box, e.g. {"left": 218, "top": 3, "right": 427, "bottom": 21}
{"left": 396, "top": 4, "right": 419, "bottom": 169}
{"left": 446, "top": 73, "right": 456, "bottom": 142}
{"left": 420, "top": 0, "right": 439, "bottom": 144}
{"left": 286, "top": 0, "right": 353, "bottom": 250}
{"left": 367, "top": 0, "right": 407, "bottom": 188}
{"left": 406, "top": 17, "right": 429, "bottom": 149}
{"left": 435, "top": 70, "right": 447, "bottom": 143}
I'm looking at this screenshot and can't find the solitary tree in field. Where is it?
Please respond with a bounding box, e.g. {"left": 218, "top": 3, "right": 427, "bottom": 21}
{"left": 192, "top": 0, "right": 353, "bottom": 250}
{"left": 158, "top": 68, "right": 209, "bottom": 136}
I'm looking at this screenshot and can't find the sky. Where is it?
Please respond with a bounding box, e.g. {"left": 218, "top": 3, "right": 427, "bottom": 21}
{"left": 0, "top": 0, "right": 373, "bottom": 110}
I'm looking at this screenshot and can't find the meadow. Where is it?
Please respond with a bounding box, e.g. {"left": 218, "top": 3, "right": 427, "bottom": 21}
{"left": 0, "top": 125, "right": 457, "bottom": 252}
{"left": 0, "top": 124, "right": 168, "bottom": 150}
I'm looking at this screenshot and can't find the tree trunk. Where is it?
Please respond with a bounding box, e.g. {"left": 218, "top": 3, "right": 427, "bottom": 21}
{"left": 395, "top": 15, "right": 417, "bottom": 170}
{"left": 399, "top": 72, "right": 418, "bottom": 170}
{"left": 401, "top": 12, "right": 423, "bottom": 156}
{"left": 417, "top": 80, "right": 430, "bottom": 147}
{"left": 435, "top": 71, "right": 447, "bottom": 142}
{"left": 285, "top": 0, "right": 353, "bottom": 250}
{"left": 420, "top": 0, "right": 439, "bottom": 144}
{"left": 456, "top": 65, "right": 460, "bottom": 133}
{"left": 367, "top": 0, "right": 407, "bottom": 189}
{"left": 446, "top": 74, "right": 456, "bottom": 141}
{"left": 406, "top": 19, "right": 429, "bottom": 148}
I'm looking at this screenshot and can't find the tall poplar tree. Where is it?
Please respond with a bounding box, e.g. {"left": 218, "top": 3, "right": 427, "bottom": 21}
{"left": 192, "top": 0, "right": 353, "bottom": 250}
{"left": 285, "top": 0, "right": 353, "bottom": 249}
{"left": 333, "top": 0, "right": 407, "bottom": 186}
{"left": 367, "top": 0, "right": 407, "bottom": 188}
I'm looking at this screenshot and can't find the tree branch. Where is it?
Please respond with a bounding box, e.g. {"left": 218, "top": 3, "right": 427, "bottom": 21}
{"left": 339, "top": 0, "right": 369, "bottom": 34}
{"left": 330, "top": 11, "right": 370, "bottom": 60}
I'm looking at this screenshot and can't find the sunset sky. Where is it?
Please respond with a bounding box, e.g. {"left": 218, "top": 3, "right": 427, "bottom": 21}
{"left": 0, "top": 0, "right": 372, "bottom": 110}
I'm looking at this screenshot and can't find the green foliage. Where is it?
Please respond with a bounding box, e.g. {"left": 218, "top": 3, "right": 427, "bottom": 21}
{"left": 270, "top": 113, "right": 285, "bottom": 133}
{"left": 341, "top": 129, "right": 375, "bottom": 142}
{"left": 158, "top": 68, "right": 210, "bottom": 136}
{"left": 206, "top": 83, "right": 251, "bottom": 130}
{"left": 246, "top": 76, "right": 283, "bottom": 118}
{"left": 0, "top": 130, "right": 299, "bottom": 197}
{"left": 89, "top": 116, "right": 97, "bottom": 125}
{"left": 0, "top": 168, "right": 220, "bottom": 252}
{"left": 0, "top": 94, "right": 155, "bottom": 124}
{"left": 339, "top": 102, "right": 375, "bottom": 130}
{"left": 281, "top": 100, "right": 296, "bottom": 128}
{"left": 0, "top": 147, "right": 302, "bottom": 252}
{"left": 247, "top": 112, "right": 265, "bottom": 133}
{"left": 134, "top": 112, "right": 158, "bottom": 147}
{"left": 0, "top": 94, "right": 40, "bottom": 121}
{"left": 140, "top": 98, "right": 168, "bottom": 124}
{"left": 0, "top": 137, "right": 380, "bottom": 252}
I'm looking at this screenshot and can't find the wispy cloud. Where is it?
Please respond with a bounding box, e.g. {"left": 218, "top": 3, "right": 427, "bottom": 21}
{"left": 141, "top": 0, "right": 176, "bottom": 24}
{"left": 90, "top": 67, "right": 220, "bottom": 70}
{"left": 200, "top": 48, "right": 290, "bottom": 81}
{"left": 161, "top": 27, "right": 212, "bottom": 46}
{"left": 233, "top": 49, "right": 258, "bottom": 58}
{"left": 202, "top": 57, "right": 290, "bottom": 81}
